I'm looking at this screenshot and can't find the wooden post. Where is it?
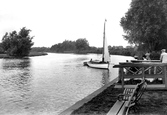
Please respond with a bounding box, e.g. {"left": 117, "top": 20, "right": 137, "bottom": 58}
{"left": 142, "top": 67, "right": 145, "bottom": 79}
{"left": 118, "top": 68, "right": 121, "bottom": 81}
{"left": 164, "top": 66, "right": 167, "bottom": 88}
{"left": 161, "top": 66, "right": 164, "bottom": 84}
{"left": 154, "top": 67, "right": 156, "bottom": 74}
{"left": 120, "top": 68, "right": 124, "bottom": 88}
{"left": 148, "top": 66, "right": 151, "bottom": 74}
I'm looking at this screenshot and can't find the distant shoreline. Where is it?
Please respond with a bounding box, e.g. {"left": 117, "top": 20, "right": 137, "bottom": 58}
{"left": 0, "top": 52, "right": 48, "bottom": 59}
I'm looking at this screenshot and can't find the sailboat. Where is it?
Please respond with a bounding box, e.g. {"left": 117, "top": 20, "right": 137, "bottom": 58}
{"left": 84, "top": 19, "right": 110, "bottom": 69}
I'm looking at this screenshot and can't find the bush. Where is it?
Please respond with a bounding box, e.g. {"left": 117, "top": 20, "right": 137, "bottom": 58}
{"left": 150, "top": 51, "right": 160, "bottom": 60}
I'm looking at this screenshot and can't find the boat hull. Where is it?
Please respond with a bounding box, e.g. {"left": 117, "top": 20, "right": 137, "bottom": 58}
{"left": 85, "top": 61, "right": 109, "bottom": 70}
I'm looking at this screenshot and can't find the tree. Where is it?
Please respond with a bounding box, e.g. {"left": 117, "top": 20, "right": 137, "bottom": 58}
{"left": 61, "top": 40, "right": 76, "bottom": 51}
{"left": 120, "top": 0, "right": 167, "bottom": 52}
{"left": 50, "top": 38, "right": 89, "bottom": 53}
{"left": 75, "top": 38, "right": 89, "bottom": 51}
{"left": 0, "top": 43, "right": 4, "bottom": 53}
{"left": 50, "top": 40, "right": 76, "bottom": 52}
{"left": 1, "top": 27, "right": 34, "bottom": 57}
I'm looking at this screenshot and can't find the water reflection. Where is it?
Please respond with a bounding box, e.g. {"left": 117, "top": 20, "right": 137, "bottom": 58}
{"left": 0, "top": 58, "right": 33, "bottom": 114}
{"left": 101, "top": 70, "right": 110, "bottom": 85}
{"left": 2, "top": 58, "right": 31, "bottom": 70}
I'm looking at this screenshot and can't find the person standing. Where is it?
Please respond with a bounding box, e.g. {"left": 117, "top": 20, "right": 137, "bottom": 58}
{"left": 145, "top": 52, "right": 151, "bottom": 60}
{"left": 160, "top": 49, "right": 167, "bottom": 63}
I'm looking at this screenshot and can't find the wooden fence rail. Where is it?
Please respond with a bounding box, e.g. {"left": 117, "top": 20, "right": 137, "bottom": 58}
{"left": 113, "top": 61, "right": 167, "bottom": 89}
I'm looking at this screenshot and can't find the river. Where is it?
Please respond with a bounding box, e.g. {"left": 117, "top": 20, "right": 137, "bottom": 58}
{"left": 0, "top": 53, "right": 133, "bottom": 115}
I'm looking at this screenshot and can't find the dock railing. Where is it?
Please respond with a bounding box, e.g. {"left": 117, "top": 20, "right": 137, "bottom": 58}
{"left": 113, "top": 60, "right": 167, "bottom": 89}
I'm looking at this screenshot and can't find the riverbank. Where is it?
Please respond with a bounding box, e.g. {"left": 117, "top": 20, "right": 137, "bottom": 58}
{"left": 28, "top": 52, "right": 48, "bottom": 57}
{"left": 63, "top": 80, "right": 167, "bottom": 115}
{"left": 71, "top": 88, "right": 167, "bottom": 115}
{"left": 71, "top": 84, "right": 123, "bottom": 115}
{"left": 0, "top": 52, "right": 48, "bottom": 58}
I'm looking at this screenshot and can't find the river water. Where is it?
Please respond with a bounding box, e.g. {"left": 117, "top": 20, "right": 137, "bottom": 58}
{"left": 0, "top": 53, "right": 133, "bottom": 115}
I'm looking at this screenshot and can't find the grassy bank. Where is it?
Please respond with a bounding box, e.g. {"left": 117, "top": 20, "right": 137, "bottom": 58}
{"left": 28, "top": 52, "right": 48, "bottom": 57}
{"left": 71, "top": 84, "right": 167, "bottom": 115}
{"left": 0, "top": 52, "right": 48, "bottom": 58}
{"left": 71, "top": 84, "right": 123, "bottom": 115}
{"left": 0, "top": 54, "right": 8, "bottom": 58}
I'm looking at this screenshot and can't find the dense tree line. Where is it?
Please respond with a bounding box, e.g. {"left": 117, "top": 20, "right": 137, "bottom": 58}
{"left": 50, "top": 38, "right": 90, "bottom": 53}
{"left": 0, "top": 36, "right": 135, "bottom": 56}
{"left": 50, "top": 38, "right": 135, "bottom": 56}
{"left": 50, "top": 40, "right": 76, "bottom": 52}
{"left": 31, "top": 47, "right": 50, "bottom": 52}
{"left": 120, "top": 0, "right": 167, "bottom": 59}
{"left": 109, "top": 46, "right": 136, "bottom": 56}
{"left": 1, "top": 27, "right": 34, "bottom": 57}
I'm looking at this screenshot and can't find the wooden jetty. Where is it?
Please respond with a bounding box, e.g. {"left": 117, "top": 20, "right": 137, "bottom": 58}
{"left": 113, "top": 60, "right": 167, "bottom": 90}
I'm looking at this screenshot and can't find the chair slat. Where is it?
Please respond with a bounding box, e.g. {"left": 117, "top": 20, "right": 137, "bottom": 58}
{"left": 107, "top": 79, "right": 147, "bottom": 115}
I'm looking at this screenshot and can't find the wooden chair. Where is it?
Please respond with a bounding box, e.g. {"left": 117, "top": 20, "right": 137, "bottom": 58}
{"left": 107, "top": 79, "right": 147, "bottom": 115}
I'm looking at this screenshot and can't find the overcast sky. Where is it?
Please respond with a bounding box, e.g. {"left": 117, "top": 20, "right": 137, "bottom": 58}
{"left": 0, "top": 0, "right": 131, "bottom": 47}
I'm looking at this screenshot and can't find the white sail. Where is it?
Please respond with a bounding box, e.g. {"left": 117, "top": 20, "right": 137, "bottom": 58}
{"left": 103, "top": 34, "right": 110, "bottom": 62}
{"left": 102, "top": 19, "right": 110, "bottom": 62}
{"left": 84, "top": 19, "right": 110, "bottom": 69}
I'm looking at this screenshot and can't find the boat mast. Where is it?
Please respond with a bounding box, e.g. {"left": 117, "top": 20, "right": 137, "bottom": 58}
{"left": 102, "top": 19, "right": 107, "bottom": 62}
